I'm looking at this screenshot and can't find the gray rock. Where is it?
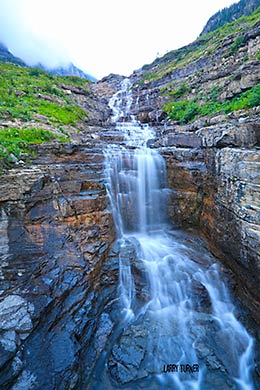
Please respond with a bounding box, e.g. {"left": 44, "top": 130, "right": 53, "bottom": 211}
{"left": 94, "top": 313, "right": 113, "bottom": 353}
{"left": 0, "top": 295, "right": 34, "bottom": 334}
{"left": 12, "top": 370, "right": 37, "bottom": 390}
{"left": 0, "top": 330, "right": 17, "bottom": 352}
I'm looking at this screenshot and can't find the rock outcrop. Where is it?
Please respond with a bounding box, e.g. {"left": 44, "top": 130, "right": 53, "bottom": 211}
{"left": 121, "top": 12, "right": 260, "bottom": 126}
{"left": 0, "top": 141, "right": 117, "bottom": 388}
{"left": 147, "top": 108, "right": 260, "bottom": 324}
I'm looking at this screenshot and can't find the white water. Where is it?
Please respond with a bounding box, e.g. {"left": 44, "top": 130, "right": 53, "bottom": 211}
{"left": 104, "top": 79, "right": 255, "bottom": 389}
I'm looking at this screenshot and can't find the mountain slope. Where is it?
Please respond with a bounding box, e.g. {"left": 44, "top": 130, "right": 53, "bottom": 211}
{"left": 122, "top": 6, "right": 260, "bottom": 125}
{"left": 0, "top": 42, "right": 26, "bottom": 66}
{"left": 0, "top": 63, "right": 110, "bottom": 169}
{"left": 38, "top": 63, "right": 97, "bottom": 82}
{"left": 0, "top": 42, "right": 96, "bottom": 81}
{"left": 200, "top": 0, "right": 260, "bottom": 36}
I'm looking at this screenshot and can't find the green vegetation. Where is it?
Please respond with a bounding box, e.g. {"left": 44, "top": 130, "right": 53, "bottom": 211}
{"left": 229, "top": 35, "right": 244, "bottom": 54}
{"left": 161, "top": 82, "right": 190, "bottom": 98}
{"left": 163, "top": 83, "right": 260, "bottom": 123}
{"left": 163, "top": 100, "right": 199, "bottom": 123}
{"left": 0, "top": 63, "right": 90, "bottom": 170}
{"left": 57, "top": 75, "right": 90, "bottom": 87}
{"left": 0, "top": 63, "right": 88, "bottom": 125}
{"left": 140, "top": 6, "right": 260, "bottom": 84}
{"left": 207, "top": 86, "right": 220, "bottom": 102}
{"left": 0, "top": 127, "right": 68, "bottom": 169}
{"left": 200, "top": 0, "right": 260, "bottom": 36}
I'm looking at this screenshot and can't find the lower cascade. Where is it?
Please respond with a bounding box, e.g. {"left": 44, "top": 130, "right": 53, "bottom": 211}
{"left": 94, "top": 79, "right": 256, "bottom": 389}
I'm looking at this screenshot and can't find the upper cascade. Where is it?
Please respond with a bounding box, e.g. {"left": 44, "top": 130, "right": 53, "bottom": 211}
{"left": 109, "top": 78, "right": 133, "bottom": 123}
{"left": 105, "top": 78, "right": 167, "bottom": 235}
{"left": 108, "top": 78, "right": 155, "bottom": 147}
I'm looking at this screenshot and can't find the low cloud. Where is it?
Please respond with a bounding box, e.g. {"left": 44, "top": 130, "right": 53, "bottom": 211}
{"left": 0, "top": 0, "right": 71, "bottom": 69}
{"left": 0, "top": 0, "right": 238, "bottom": 79}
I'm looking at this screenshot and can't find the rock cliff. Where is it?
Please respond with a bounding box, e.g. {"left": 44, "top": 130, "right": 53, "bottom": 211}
{"left": 0, "top": 141, "right": 118, "bottom": 388}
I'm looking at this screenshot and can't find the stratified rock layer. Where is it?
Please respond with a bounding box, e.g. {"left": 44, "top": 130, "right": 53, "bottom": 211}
{"left": 0, "top": 142, "right": 117, "bottom": 389}
{"left": 150, "top": 111, "right": 260, "bottom": 324}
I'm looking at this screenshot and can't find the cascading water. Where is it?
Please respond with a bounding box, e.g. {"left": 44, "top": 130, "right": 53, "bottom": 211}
{"left": 103, "top": 79, "right": 256, "bottom": 389}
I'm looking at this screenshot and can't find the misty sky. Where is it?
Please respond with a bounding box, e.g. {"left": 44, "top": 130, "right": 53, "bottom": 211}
{"left": 0, "top": 0, "right": 238, "bottom": 79}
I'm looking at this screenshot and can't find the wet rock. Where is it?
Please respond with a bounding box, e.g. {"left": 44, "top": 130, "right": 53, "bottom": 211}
{"left": 206, "top": 354, "right": 223, "bottom": 370}
{"left": 111, "top": 344, "right": 145, "bottom": 368}
{"left": 108, "top": 323, "right": 148, "bottom": 384}
{"left": 12, "top": 370, "right": 37, "bottom": 390}
{"left": 196, "top": 122, "right": 258, "bottom": 148}
{"left": 50, "top": 331, "right": 78, "bottom": 373}
{"left": 162, "top": 148, "right": 206, "bottom": 227}
{"left": 255, "top": 363, "right": 260, "bottom": 378}
{"left": 0, "top": 140, "right": 117, "bottom": 388}
{"left": 0, "top": 295, "right": 33, "bottom": 334}
{"left": 94, "top": 313, "right": 113, "bottom": 353}
{"left": 0, "top": 330, "right": 17, "bottom": 352}
{"left": 0, "top": 343, "right": 16, "bottom": 367}
{"left": 200, "top": 147, "right": 260, "bottom": 323}
{"left": 203, "top": 370, "right": 237, "bottom": 390}
{"left": 158, "top": 132, "right": 202, "bottom": 148}
{"left": 194, "top": 341, "right": 211, "bottom": 359}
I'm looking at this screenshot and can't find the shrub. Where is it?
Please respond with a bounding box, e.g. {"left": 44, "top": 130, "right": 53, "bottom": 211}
{"left": 29, "top": 67, "right": 42, "bottom": 77}
{"left": 168, "top": 82, "right": 190, "bottom": 98}
{"left": 164, "top": 100, "right": 199, "bottom": 123}
{"left": 230, "top": 35, "right": 244, "bottom": 54}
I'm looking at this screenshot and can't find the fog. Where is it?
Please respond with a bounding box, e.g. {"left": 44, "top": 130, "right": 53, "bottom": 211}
{"left": 0, "top": 0, "right": 238, "bottom": 79}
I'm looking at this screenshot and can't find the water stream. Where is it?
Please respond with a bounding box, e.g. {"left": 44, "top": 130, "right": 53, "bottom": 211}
{"left": 101, "top": 79, "right": 256, "bottom": 389}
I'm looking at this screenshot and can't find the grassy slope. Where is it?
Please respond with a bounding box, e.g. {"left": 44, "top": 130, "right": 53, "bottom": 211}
{"left": 163, "top": 83, "right": 260, "bottom": 124}
{"left": 0, "top": 64, "right": 90, "bottom": 168}
{"left": 141, "top": 6, "right": 260, "bottom": 84}
{"left": 138, "top": 7, "right": 260, "bottom": 124}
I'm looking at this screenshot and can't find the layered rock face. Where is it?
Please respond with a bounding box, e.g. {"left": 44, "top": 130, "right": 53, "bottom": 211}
{"left": 151, "top": 110, "right": 260, "bottom": 323}
{"left": 124, "top": 23, "right": 260, "bottom": 125}
{"left": 0, "top": 142, "right": 118, "bottom": 388}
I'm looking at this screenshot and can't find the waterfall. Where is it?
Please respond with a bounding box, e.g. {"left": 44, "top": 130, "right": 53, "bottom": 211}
{"left": 104, "top": 79, "right": 255, "bottom": 389}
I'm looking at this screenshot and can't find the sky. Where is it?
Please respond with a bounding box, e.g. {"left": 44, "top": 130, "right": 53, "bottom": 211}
{"left": 0, "top": 0, "right": 239, "bottom": 80}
